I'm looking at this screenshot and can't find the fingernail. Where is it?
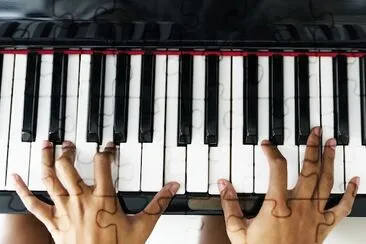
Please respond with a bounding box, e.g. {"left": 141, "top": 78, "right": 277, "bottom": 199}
{"left": 313, "top": 127, "right": 321, "bottom": 137}
{"left": 62, "top": 141, "right": 74, "bottom": 149}
{"left": 217, "top": 179, "right": 227, "bottom": 192}
{"left": 168, "top": 182, "right": 180, "bottom": 195}
{"left": 261, "top": 140, "right": 271, "bottom": 146}
{"left": 328, "top": 138, "right": 337, "bottom": 150}
{"left": 42, "top": 140, "right": 52, "bottom": 149}
{"left": 354, "top": 177, "right": 360, "bottom": 187}
{"left": 11, "top": 174, "right": 19, "bottom": 183}
{"left": 106, "top": 142, "right": 115, "bottom": 148}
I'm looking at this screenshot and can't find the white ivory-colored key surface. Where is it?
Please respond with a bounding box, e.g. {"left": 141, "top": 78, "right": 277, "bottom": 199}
{"left": 6, "top": 54, "right": 30, "bottom": 190}
{"left": 231, "top": 56, "right": 253, "bottom": 193}
{"left": 0, "top": 54, "right": 15, "bottom": 190}
{"left": 102, "top": 54, "right": 118, "bottom": 189}
{"left": 187, "top": 56, "right": 208, "bottom": 193}
{"left": 208, "top": 56, "right": 231, "bottom": 194}
{"left": 75, "top": 54, "right": 97, "bottom": 186}
{"left": 55, "top": 54, "right": 80, "bottom": 159}
{"left": 29, "top": 54, "right": 53, "bottom": 191}
{"left": 119, "top": 55, "right": 142, "bottom": 192}
{"left": 254, "top": 56, "right": 269, "bottom": 193}
{"left": 164, "top": 55, "right": 186, "bottom": 195}
{"left": 141, "top": 55, "right": 167, "bottom": 192}
{"left": 278, "top": 56, "right": 298, "bottom": 189}
{"left": 320, "top": 57, "right": 344, "bottom": 193}
{"left": 299, "top": 56, "right": 321, "bottom": 170}
{"left": 346, "top": 57, "right": 366, "bottom": 193}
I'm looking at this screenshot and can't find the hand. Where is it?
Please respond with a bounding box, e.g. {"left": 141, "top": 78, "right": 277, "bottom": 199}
{"left": 218, "top": 127, "right": 360, "bottom": 244}
{"left": 12, "top": 141, "right": 180, "bottom": 244}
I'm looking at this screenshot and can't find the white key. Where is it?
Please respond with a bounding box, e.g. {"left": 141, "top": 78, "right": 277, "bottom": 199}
{"left": 254, "top": 56, "right": 269, "bottom": 193}
{"left": 346, "top": 57, "right": 366, "bottom": 193}
{"left": 141, "top": 55, "right": 167, "bottom": 192}
{"left": 0, "top": 54, "right": 15, "bottom": 190}
{"left": 187, "top": 56, "right": 208, "bottom": 192}
{"left": 278, "top": 56, "right": 298, "bottom": 189}
{"left": 164, "top": 55, "right": 186, "bottom": 194}
{"left": 55, "top": 54, "right": 80, "bottom": 157}
{"left": 231, "top": 56, "right": 253, "bottom": 193}
{"left": 29, "top": 54, "right": 53, "bottom": 191}
{"left": 119, "top": 55, "right": 142, "bottom": 191}
{"left": 208, "top": 56, "right": 231, "bottom": 194}
{"left": 320, "top": 57, "right": 344, "bottom": 193}
{"left": 299, "top": 56, "right": 321, "bottom": 169}
{"left": 102, "top": 54, "right": 118, "bottom": 189}
{"left": 75, "top": 54, "right": 97, "bottom": 186}
{"left": 6, "top": 54, "right": 30, "bottom": 189}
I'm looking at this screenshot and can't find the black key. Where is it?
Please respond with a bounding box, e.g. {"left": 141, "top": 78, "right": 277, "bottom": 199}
{"left": 87, "top": 53, "right": 105, "bottom": 143}
{"left": 295, "top": 55, "right": 310, "bottom": 145}
{"left": 177, "top": 54, "right": 193, "bottom": 145}
{"left": 360, "top": 57, "right": 366, "bottom": 145}
{"left": 333, "top": 55, "right": 349, "bottom": 145}
{"left": 243, "top": 55, "right": 258, "bottom": 144}
{"left": 139, "top": 54, "right": 156, "bottom": 143}
{"left": 22, "top": 52, "right": 41, "bottom": 142}
{"left": 269, "top": 55, "right": 284, "bottom": 145}
{"left": 204, "top": 55, "right": 219, "bottom": 146}
{"left": 49, "top": 53, "right": 68, "bottom": 144}
{"left": 113, "top": 54, "right": 131, "bottom": 144}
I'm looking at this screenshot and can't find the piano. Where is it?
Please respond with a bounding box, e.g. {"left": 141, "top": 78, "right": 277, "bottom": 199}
{"left": 0, "top": 0, "right": 366, "bottom": 217}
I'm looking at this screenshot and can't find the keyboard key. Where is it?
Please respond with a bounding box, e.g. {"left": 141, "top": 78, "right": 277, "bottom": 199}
{"left": 360, "top": 57, "right": 366, "bottom": 145}
{"left": 177, "top": 54, "right": 193, "bottom": 145}
{"left": 22, "top": 52, "right": 41, "bottom": 142}
{"left": 204, "top": 55, "right": 219, "bottom": 146}
{"left": 269, "top": 55, "right": 284, "bottom": 145}
{"left": 165, "top": 55, "right": 186, "bottom": 194}
{"left": 187, "top": 56, "right": 208, "bottom": 193}
{"left": 113, "top": 54, "right": 130, "bottom": 144}
{"left": 231, "top": 56, "right": 253, "bottom": 193}
{"left": 0, "top": 54, "right": 14, "bottom": 190}
{"left": 333, "top": 55, "right": 349, "bottom": 145}
{"left": 29, "top": 54, "right": 53, "bottom": 190}
{"left": 139, "top": 54, "right": 155, "bottom": 143}
{"left": 6, "top": 54, "right": 30, "bottom": 189}
{"left": 295, "top": 55, "right": 310, "bottom": 145}
{"left": 141, "top": 55, "right": 167, "bottom": 192}
{"left": 254, "top": 56, "right": 270, "bottom": 193}
{"left": 87, "top": 53, "right": 105, "bottom": 143}
{"left": 209, "top": 56, "right": 231, "bottom": 194}
{"left": 118, "top": 55, "right": 142, "bottom": 192}
{"left": 243, "top": 55, "right": 258, "bottom": 144}
{"left": 49, "top": 52, "right": 68, "bottom": 143}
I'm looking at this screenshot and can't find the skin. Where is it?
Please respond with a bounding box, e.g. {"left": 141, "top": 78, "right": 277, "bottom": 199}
{"left": 10, "top": 127, "right": 359, "bottom": 244}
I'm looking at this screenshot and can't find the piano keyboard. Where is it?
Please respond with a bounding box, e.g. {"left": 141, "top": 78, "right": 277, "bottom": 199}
{"left": 1, "top": 50, "right": 366, "bottom": 196}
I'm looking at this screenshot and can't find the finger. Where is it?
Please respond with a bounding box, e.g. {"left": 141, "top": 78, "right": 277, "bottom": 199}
{"left": 328, "top": 177, "right": 359, "bottom": 225}
{"left": 218, "top": 179, "right": 247, "bottom": 234}
{"left": 41, "top": 141, "right": 68, "bottom": 204}
{"left": 316, "top": 138, "right": 336, "bottom": 209}
{"left": 136, "top": 182, "right": 179, "bottom": 232}
{"left": 93, "top": 142, "right": 116, "bottom": 196}
{"left": 55, "top": 143, "right": 87, "bottom": 195}
{"left": 261, "top": 140, "right": 288, "bottom": 202}
{"left": 12, "top": 174, "right": 55, "bottom": 230}
{"left": 294, "top": 127, "right": 321, "bottom": 198}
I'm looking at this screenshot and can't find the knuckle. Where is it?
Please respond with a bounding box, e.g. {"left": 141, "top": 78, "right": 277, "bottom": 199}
{"left": 323, "top": 172, "right": 334, "bottom": 188}
{"left": 274, "top": 156, "right": 287, "bottom": 165}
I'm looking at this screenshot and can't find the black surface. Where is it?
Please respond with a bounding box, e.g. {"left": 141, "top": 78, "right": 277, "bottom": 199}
{"left": 333, "top": 55, "right": 349, "bottom": 145}
{"left": 204, "top": 55, "right": 219, "bottom": 146}
{"left": 0, "top": 54, "right": 3, "bottom": 94}
{"left": 48, "top": 52, "right": 68, "bottom": 144}
{"left": 269, "top": 55, "right": 284, "bottom": 145}
{"left": 360, "top": 57, "right": 366, "bottom": 145}
{"left": 113, "top": 53, "right": 130, "bottom": 144}
{"left": 139, "top": 54, "right": 156, "bottom": 143}
{"left": 22, "top": 52, "right": 41, "bottom": 142}
{"left": 177, "top": 54, "right": 193, "bottom": 146}
{"left": 87, "top": 53, "right": 105, "bottom": 144}
{"left": 295, "top": 55, "right": 310, "bottom": 145}
{"left": 243, "top": 55, "right": 258, "bottom": 145}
